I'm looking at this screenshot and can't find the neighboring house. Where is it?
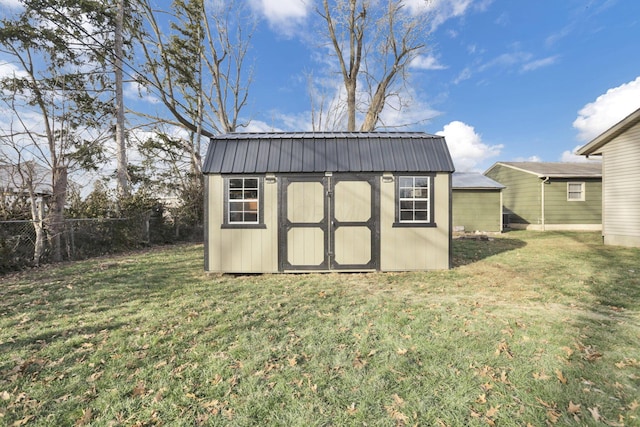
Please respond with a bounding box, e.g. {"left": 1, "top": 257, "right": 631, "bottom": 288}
{"left": 577, "top": 108, "right": 640, "bottom": 248}
{"left": 202, "top": 132, "right": 455, "bottom": 273}
{"left": 452, "top": 172, "right": 505, "bottom": 233}
{"left": 484, "top": 162, "right": 602, "bottom": 231}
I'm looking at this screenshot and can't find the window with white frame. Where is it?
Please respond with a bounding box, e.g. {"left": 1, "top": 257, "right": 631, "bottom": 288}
{"left": 225, "top": 177, "right": 262, "bottom": 225}
{"left": 397, "top": 176, "right": 432, "bottom": 224}
{"left": 567, "top": 182, "right": 585, "bottom": 201}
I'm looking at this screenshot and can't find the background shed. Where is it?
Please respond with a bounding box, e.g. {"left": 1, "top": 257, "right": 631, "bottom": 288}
{"left": 202, "top": 132, "right": 455, "bottom": 273}
{"left": 452, "top": 172, "right": 505, "bottom": 233}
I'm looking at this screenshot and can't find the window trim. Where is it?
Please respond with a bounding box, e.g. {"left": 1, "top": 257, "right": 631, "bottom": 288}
{"left": 393, "top": 174, "right": 436, "bottom": 228}
{"left": 567, "top": 181, "right": 585, "bottom": 202}
{"left": 222, "top": 176, "right": 266, "bottom": 229}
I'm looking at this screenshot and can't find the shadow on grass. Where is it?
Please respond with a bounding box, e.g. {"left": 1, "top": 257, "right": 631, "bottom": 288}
{"left": 451, "top": 234, "right": 526, "bottom": 267}
{"left": 562, "top": 237, "right": 640, "bottom": 422}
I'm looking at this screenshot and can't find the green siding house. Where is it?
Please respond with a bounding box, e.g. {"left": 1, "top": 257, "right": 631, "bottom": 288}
{"left": 452, "top": 172, "right": 505, "bottom": 232}
{"left": 484, "top": 162, "right": 602, "bottom": 231}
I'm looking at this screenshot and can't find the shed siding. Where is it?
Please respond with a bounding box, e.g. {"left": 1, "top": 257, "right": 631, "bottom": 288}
{"left": 485, "top": 165, "right": 541, "bottom": 225}
{"left": 601, "top": 121, "right": 640, "bottom": 247}
{"left": 380, "top": 173, "right": 450, "bottom": 271}
{"left": 206, "top": 175, "right": 279, "bottom": 273}
{"left": 452, "top": 190, "right": 502, "bottom": 232}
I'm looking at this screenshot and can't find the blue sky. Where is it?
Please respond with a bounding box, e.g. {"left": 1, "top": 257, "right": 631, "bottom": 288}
{"left": 2, "top": 0, "right": 640, "bottom": 175}
{"left": 243, "top": 0, "right": 640, "bottom": 172}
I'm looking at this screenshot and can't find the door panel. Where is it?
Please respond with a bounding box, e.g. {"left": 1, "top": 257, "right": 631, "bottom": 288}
{"left": 330, "top": 176, "right": 378, "bottom": 270}
{"left": 333, "top": 226, "right": 371, "bottom": 265}
{"left": 279, "top": 174, "right": 378, "bottom": 271}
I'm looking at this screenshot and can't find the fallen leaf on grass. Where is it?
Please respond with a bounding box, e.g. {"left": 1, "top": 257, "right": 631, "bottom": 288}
{"left": 75, "top": 408, "right": 92, "bottom": 426}
{"left": 396, "top": 348, "right": 408, "bottom": 355}
{"left": 0, "top": 391, "right": 10, "bottom": 401}
{"left": 629, "top": 400, "right": 639, "bottom": 411}
{"left": 547, "top": 409, "right": 561, "bottom": 424}
{"left": 568, "top": 401, "right": 581, "bottom": 415}
{"left": 533, "top": 371, "right": 551, "bottom": 381}
{"left": 132, "top": 382, "right": 146, "bottom": 397}
{"left": 11, "top": 415, "right": 33, "bottom": 426}
{"left": 495, "top": 340, "right": 513, "bottom": 359}
{"left": 486, "top": 405, "right": 500, "bottom": 417}
{"left": 588, "top": 407, "right": 601, "bottom": 422}
{"left": 555, "top": 369, "right": 568, "bottom": 384}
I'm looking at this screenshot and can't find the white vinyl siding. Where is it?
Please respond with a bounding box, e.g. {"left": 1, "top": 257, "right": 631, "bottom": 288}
{"left": 602, "top": 121, "right": 640, "bottom": 242}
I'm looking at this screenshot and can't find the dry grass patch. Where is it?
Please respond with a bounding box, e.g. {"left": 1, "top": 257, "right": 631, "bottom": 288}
{"left": 0, "top": 233, "right": 639, "bottom": 426}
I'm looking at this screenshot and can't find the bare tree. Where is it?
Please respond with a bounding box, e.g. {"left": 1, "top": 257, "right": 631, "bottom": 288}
{"left": 0, "top": 0, "right": 112, "bottom": 261}
{"left": 318, "top": 0, "right": 431, "bottom": 131}
{"left": 133, "top": 0, "right": 255, "bottom": 178}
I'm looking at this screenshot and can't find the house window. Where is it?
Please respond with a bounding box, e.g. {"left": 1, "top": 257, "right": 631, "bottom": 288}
{"left": 567, "top": 182, "right": 585, "bottom": 201}
{"left": 223, "top": 177, "right": 265, "bottom": 228}
{"left": 394, "top": 175, "right": 435, "bottom": 227}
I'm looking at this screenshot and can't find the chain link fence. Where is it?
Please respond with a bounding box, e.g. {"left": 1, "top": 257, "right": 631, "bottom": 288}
{"left": 0, "top": 214, "right": 203, "bottom": 274}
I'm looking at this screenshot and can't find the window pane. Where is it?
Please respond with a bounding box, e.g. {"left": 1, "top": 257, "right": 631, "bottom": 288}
{"left": 244, "top": 189, "right": 258, "bottom": 199}
{"left": 244, "top": 178, "right": 258, "bottom": 188}
{"left": 229, "top": 179, "right": 243, "bottom": 188}
{"left": 244, "top": 201, "right": 258, "bottom": 212}
{"left": 399, "top": 188, "right": 413, "bottom": 198}
{"left": 400, "top": 200, "right": 413, "bottom": 210}
{"left": 399, "top": 177, "right": 413, "bottom": 187}
{"left": 229, "top": 190, "right": 243, "bottom": 199}
{"left": 414, "top": 188, "right": 428, "bottom": 198}
{"left": 400, "top": 210, "right": 413, "bottom": 221}
{"left": 229, "top": 201, "right": 244, "bottom": 212}
{"left": 229, "top": 212, "right": 243, "bottom": 222}
{"left": 415, "top": 177, "right": 429, "bottom": 188}
{"left": 414, "top": 210, "right": 428, "bottom": 221}
{"left": 414, "top": 201, "right": 428, "bottom": 211}
{"left": 244, "top": 212, "right": 258, "bottom": 222}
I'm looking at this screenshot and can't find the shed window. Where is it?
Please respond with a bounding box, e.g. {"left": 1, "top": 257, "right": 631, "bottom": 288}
{"left": 223, "top": 177, "right": 265, "bottom": 228}
{"left": 567, "top": 182, "right": 585, "bottom": 201}
{"left": 394, "top": 175, "right": 435, "bottom": 227}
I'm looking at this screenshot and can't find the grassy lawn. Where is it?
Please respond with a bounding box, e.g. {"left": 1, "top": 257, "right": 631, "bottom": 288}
{"left": 1, "top": 231, "right": 639, "bottom": 426}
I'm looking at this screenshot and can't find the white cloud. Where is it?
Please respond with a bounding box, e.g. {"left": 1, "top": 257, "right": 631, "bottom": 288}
{"left": 405, "top": 0, "right": 491, "bottom": 29}
{"left": 521, "top": 55, "right": 560, "bottom": 72}
{"left": 573, "top": 76, "right": 640, "bottom": 142}
{"left": 125, "top": 81, "right": 160, "bottom": 105}
{"left": 0, "top": 61, "right": 27, "bottom": 79}
{"left": 512, "top": 155, "right": 542, "bottom": 162}
{"left": 0, "top": 0, "right": 22, "bottom": 9}
{"left": 411, "top": 54, "right": 447, "bottom": 70}
{"left": 249, "top": 0, "right": 311, "bottom": 36}
{"left": 436, "top": 121, "right": 502, "bottom": 171}
{"left": 560, "top": 145, "right": 594, "bottom": 162}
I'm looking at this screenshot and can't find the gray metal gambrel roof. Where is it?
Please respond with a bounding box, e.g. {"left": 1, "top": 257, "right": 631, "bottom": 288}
{"left": 202, "top": 132, "right": 455, "bottom": 174}
{"left": 485, "top": 161, "right": 602, "bottom": 178}
{"left": 452, "top": 172, "right": 505, "bottom": 189}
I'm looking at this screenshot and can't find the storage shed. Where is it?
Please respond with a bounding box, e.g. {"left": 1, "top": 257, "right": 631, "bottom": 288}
{"left": 484, "top": 162, "right": 602, "bottom": 231}
{"left": 202, "top": 132, "right": 455, "bottom": 273}
{"left": 577, "top": 108, "right": 640, "bottom": 247}
{"left": 452, "top": 172, "right": 505, "bottom": 233}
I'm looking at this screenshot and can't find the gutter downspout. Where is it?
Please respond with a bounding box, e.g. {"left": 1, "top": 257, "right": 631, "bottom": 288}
{"left": 541, "top": 177, "right": 550, "bottom": 231}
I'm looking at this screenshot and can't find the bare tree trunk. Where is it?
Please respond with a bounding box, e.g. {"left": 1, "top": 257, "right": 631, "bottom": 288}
{"left": 115, "top": 0, "right": 129, "bottom": 198}
{"left": 48, "top": 166, "right": 67, "bottom": 263}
